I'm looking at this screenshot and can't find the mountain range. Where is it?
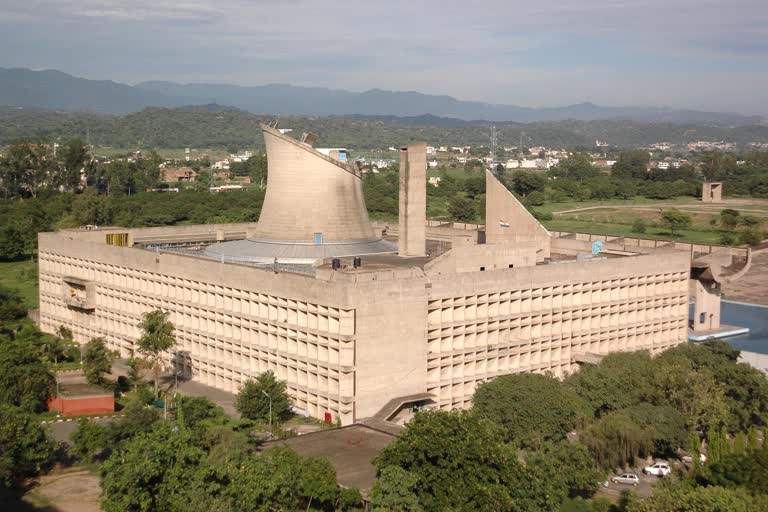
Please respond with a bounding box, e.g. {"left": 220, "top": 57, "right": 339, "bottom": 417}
{"left": 0, "top": 67, "right": 762, "bottom": 125}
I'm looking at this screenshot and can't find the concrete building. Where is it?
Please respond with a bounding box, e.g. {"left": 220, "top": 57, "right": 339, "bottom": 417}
{"left": 702, "top": 182, "right": 723, "bottom": 203}
{"left": 39, "top": 125, "right": 698, "bottom": 426}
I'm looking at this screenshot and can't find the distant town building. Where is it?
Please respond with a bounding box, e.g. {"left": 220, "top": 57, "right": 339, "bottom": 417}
{"left": 161, "top": 167, "right": 197, "bottom": 182}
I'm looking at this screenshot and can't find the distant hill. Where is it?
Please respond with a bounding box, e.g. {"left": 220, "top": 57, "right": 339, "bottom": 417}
{"left": 0, "top": 67, "right": 762, "bottom": 125}
{"left": 0, "top": 68, "right": 180, "bottom": 113}
{"left": 2, "top": 106, "right": 768, "bottom": 150}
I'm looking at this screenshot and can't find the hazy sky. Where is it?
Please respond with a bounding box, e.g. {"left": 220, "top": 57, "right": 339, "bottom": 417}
{"left": 1, "top": 0, "right": 766, "bottom": 113}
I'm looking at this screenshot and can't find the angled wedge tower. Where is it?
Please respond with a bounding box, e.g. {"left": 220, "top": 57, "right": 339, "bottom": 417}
{"left": 205, "top": 125, "right": 395, "bottom": 263}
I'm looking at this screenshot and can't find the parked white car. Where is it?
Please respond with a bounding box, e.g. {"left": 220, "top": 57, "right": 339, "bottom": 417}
{"left": 611, "top": 473, "right": 640, "bottom": 486}
{"left": 643, "top": 462, "right": 672, "bottom": 477}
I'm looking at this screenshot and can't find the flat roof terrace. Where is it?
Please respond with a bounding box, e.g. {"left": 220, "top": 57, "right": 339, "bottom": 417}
{"left": 263, "top": 424, "right": 395, "bottom": 497}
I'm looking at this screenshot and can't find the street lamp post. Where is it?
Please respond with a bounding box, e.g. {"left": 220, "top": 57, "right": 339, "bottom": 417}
{"left": 262, "top": 390, "right": 272, "bottom": 433}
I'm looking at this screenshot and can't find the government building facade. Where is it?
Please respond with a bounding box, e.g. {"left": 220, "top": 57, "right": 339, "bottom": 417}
{"left": 38, "top": 126, "right": 691, "bottom": 426}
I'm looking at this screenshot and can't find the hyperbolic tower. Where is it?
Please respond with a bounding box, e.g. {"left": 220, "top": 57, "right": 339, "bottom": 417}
{"left": 204, "top": 125, "right": 395, "bottom": 263}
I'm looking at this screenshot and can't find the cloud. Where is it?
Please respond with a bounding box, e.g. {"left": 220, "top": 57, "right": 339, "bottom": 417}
{"left": 0, "top": 0, "right": 766, "bottom": 112}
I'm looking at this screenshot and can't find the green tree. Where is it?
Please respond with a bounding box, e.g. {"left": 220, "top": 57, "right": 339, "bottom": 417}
{"left": 719, "top": 231, "right": 737, "bottom": 246}
{"left": 551, "top": 153, "right": 598, "bottom": 179}
{"left": 719, "top": 209, "right": 740, "bottom": 230}
{"left": 525, "top": 190, "right": 546, "bottom": 206}
{"left": 58, "top": 139, "right": 89, "bottom": 191}
{"left": 0, "top": 285, "right": 27, "bottom": 324}
{"left": 100, "top": 425, "right": 222, "bottom": 512}
{"left": 697, "top": 446, "right": 768, "bottom": 494}
{"left": 525, "top": 441, "right": 602, "bottom": 503}
{"left": 0, "top": 404, "right": 56, "bottom": 491}
{"left": 83, "top": 337, "right": 114, "bottom": 385}
{"left": 374, "top": 410, "right": 525, "bottom": 512}
{"left": 747, "top": 428, "right": 759, "bottom": 451}
{"left": 137, "top": 310, "right": 176, "bottom": 399}
{"left": 103, "top": 397, "right": 161, "bottom": 448}
{"left": 738, "top": 227, "right": 764, "bottom": 246}
{"left": 70, "top": 417, "right": 107, "bottom": 462}
{"left": 660, "top": 209, "right": 692, "bottom": 236}
{"left": 732, "top": 432, "right": 746, "bottom": 455}
{"left": 513, "top": 171, "right": 547, "bottom": 196}
{"left": 234, "top": 370, "right": 291, "bottom": 424}
{"left": 0, "top": 226, "right": 26, "bottom": 261}
{"left": 622, "top": 403, "right": 689, "bottom": 457}
{"left": 447, "top": 195, "right": 476, "bottom": 222}
{"left": 473, "top": 372, "right": 587, "bottom": 448}
{"left": 371, "top": 466, "right": 422, "bottom": 512}
{"left": 628, "top": 484, "right": 768, "bottom": 512}
{"left": 565, "top": 351, "right": 654, "bottom": 417}
{"left": 580, "top": 410, "right": 655, "bottom": 469}
{"left": 611, "top": 150, "right": 650, "bottom": 180}
{"left": 648, "top": 365, "right": 727, "bottom": 432}
{"left": 0, "top": 339, "right": 55, "bottom": 412}
{"left": 227, "top": 445, "right": 342, "bottom": 512}
{"left": 631, "top": 218, "right": 647, "bottom": 234}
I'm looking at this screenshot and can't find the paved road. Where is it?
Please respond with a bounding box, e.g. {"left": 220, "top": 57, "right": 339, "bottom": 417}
{"left": 45, "top": 417, "right": 113, "bottom": 444}
{"left": 598, "top": 470, "right": 664, "bottom": 499}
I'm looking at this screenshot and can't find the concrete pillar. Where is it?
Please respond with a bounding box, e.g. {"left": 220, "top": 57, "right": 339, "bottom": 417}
{"left": 693, "top": 279, "right": 721, "bottom": 332}
{"left": 702, "top": 182, "right": 723, "bottom": 203}
{"left": 399, "top": 143, "right": 427, "bottom": 257}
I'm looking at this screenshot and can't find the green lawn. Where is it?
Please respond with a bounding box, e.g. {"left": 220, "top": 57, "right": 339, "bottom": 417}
{"left": 538, "top": 196, "right": 700, "bottom": 215}
{"left": 0, "top": 259, "right": 39, "bottom": 308}
{"left": 542, "top": 218, "right": 722, "bottom": 244}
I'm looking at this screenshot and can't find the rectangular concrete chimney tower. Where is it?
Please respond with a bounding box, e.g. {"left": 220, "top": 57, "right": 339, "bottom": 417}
{"left": 399, "top": 143, "right": 427, "bottom": 256}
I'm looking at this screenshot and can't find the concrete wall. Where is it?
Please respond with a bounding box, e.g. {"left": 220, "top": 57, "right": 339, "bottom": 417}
{"left": 252, "top": 126, "right": 376, "bottom": 243}
{"left": 702, "top": 182, "right": 723, "bottom": 203}
{"left": 484, "top": 171, "right": 550, "bottom": 257}
{"left": 38, "top": 231, "right": 362, "bottom": 425}
{"left": 692, "top": 279, "right": 722, "bottom": 331}
{"left": 398, "top": 143, "right": 427, "bottom": 257}
{"left": 424, "top": 250, "right": 690, "bottom": 409}
{"left": 39, "top": 223, "right": 692, "bottom": 423}
{"left": 48, "top": 395, "right": 114, "bottom": 416}
{"left": 425, "top": 241, "right": 539, "bottom": 274}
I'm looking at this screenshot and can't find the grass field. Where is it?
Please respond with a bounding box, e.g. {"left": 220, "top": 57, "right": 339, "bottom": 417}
{"left": 0, "top": 259, "right": 39, "bottom": 308}
{"left": 543, "top": 196, "right": 768, "bottom": 244}
{"left": 538, "top": 196, "right": 700, "bottom": 215}
{"left": 542, "top": 219, "right": 722, "bottom": 244}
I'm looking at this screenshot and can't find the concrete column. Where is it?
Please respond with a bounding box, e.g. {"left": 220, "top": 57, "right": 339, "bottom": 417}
{"left": 693, "top": 279, "right": 721, "bottom": 332}
{"left": 399, "top": 143, "right": 427, "bottom": 257}
{"left": 702, "top": 182, "right": 723, "bottom": 203}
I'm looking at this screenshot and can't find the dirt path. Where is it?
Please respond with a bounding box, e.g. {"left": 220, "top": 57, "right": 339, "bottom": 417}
{"left": 554, "top": 198, "right": 768, "bottom": 216}
{"left": 27, "top": 469, "right": 101, "bottom": 512}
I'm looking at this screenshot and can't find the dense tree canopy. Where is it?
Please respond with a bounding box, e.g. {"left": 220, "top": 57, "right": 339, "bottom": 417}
{"left": 0, "top": 338, "right": 55, "bottom": 412}
{"left": 375, "top": 410, "right": 526, "bottom": 512}
{"left": 473, "top": 372, "right": 588, "bottom": 447}
{"left": 0, "top": 404, "right": 57, "bottom": 492}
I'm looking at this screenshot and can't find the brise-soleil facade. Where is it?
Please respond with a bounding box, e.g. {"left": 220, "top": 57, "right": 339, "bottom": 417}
{"left": 37, "top": 126, "right": 693, "bottom": 426}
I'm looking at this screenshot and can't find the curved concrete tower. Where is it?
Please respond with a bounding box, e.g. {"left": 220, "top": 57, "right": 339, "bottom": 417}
{"left": 253, "top": 125, "right": 376, "bottom": 242}
{"left": 205, "top": 125, "right": 395, "bottom": 263}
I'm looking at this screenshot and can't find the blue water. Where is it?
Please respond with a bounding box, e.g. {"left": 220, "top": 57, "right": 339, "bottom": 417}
{"left": 719, "top": 301, "right": 768, "bottom": 354}
{"left": 698, "top": 301, "right": 768, "bottom": 354}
